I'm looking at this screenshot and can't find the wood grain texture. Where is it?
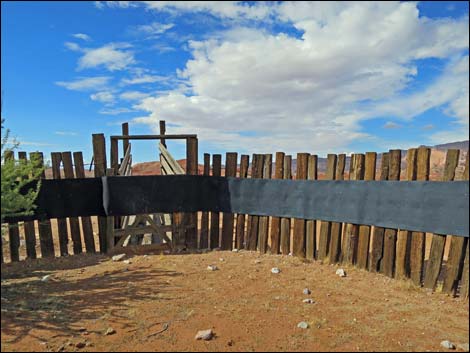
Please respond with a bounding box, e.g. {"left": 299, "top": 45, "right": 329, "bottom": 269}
{"left": 328, "top": 154, "right": 345, "bottom": 264}
{"left": 210, "top": 154, "right": 222, "bottom": 249}
{"left": 200, "top": 153, "right": 211, "bottom": 249}
{"left": 280, "top": 155, "right": 292, "bottom": 255}
{"left": 247, "top": 154, "right": 264, "bottom": 251}
{"left": 318, "top": 154, "right": 337, "bottom": 261}
{"left": 292, "top": 153, "right": 309, "bottom": 258}
{"left": 51, "top": 152, "right": 69, "bottom": 256}
{"left": 221, "top": 152, "right": 238, "bottom": 250}
{"left": 269, "top": 152, "right": 284, "bottom": 254}
{"left": 306, "top": 155, "right": 318, "bottom": 260}
{"left": 236, "top": 155, "right": 250, "bottom": 250}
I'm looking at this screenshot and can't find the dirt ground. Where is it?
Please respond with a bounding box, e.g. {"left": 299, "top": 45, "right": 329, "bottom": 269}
{"left": 1, "top": 250, "right": 468, "bottom": 352}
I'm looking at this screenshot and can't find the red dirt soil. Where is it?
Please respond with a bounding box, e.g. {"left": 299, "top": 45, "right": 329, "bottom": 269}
{"left": 1, "top": 250, "right": 468, "bottom": 352}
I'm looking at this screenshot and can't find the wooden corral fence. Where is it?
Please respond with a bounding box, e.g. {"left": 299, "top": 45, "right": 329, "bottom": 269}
{"left": 1, "top": 123, "right": 468, "bottom": 298}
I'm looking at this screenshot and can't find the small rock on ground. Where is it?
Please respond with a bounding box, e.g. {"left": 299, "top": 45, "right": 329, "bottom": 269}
{"left": 112, "top": 254, "right": 126, "bottom": 262}
{"left": 297, "top": 321, "right": 309, "bottom": 329}
{"left": 75, "top": 342, "right": 86, "bottom": 349}
{"left": 302, "top": 298, "right": 315, "bottom": 304}
{"left": 104, "top": 327, "right": 116, "bottom": 336}
{"left": 303, "top": 288, "right": 311, "bottom": 295}
{"left": 441, "top": 340, "right": 456, "bottom": 350}
{"left": 207, "top": 265, "right": 218, "bottom": 271}
{"left": 271, "top": 267, "right": 281, "bottom": 274}
{"left": 123, "top": 260, "right": 131, "bottom": 264}
{"left": 336, "top": 269, "right": 346, "bottom": 277}
{"left": 195, "top": 329, "right": 214, "bottom": 341}
{"left": 41, "top": 275, "right": 51, "bottom": 282}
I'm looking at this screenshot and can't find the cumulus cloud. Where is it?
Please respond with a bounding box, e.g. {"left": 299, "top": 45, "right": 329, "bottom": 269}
{"left": 383, "top": 122, "right": 403, "bottom": 129}
{"left": 120, "top": 74, "right": 169, "bottom": 85}
{"left": 77, "top": 42, "right": 135, "bottom": 71}
{"left": 132, "top": 22, "right": 174, "bottom": 37}
{"left": 120, "top": 91, "right": 150, "bottom": 101}
{"left": 99, "top": 107, "right": 136, "bottom": 115}
{"left": 72, "top": 33, "right": 91, "bottom": 41}
{"left": 55, "top": 76, "right": 111, "bottom": 91}
{"left": 90, "top": 91, "right": 115, "bottom": 104}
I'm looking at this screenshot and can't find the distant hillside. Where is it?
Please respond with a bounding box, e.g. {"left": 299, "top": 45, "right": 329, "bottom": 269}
{"left": 425, "top": 140, "right": 469, "bottom": 151}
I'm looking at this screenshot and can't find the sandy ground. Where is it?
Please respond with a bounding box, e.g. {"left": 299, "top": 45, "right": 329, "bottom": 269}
{"left": 1, "top": 250, "right": 468, "bottom": 352}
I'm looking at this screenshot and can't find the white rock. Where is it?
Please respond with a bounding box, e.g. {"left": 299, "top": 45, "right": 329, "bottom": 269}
{"left": 288, "top": 252, "right": 293, "bottom": 256}
{"left": 112, "top": 254, "right": 126, "bottom": 262}
{"left": 232, "top": 249, "right": 239, "bottom": 253}
{"left": 271, "top": 267, "right": 281, "bottom": 274}
{"left": 336, "top": 269, "right": 346, "bottom": 277}
{"left": 123, "top": 260, "right": 131, "bottom": 264}
{"left": 195, "top": 329, "right": 214, "bottom": 341}
{"left": 207, "top": 265, "right": 218, "bottom": 271}
{"left": 441, "top": 341, "right": 456, "bottom": 350}
{"left": 219, "top": 258, "right": 225, "bottom": 262}
{"left": 41, "top": 275, "right": 51, "bottom": 282}
{"left": 297, "top": 321, "right": 309, "bottom": 329}
{"left": 104, "top": 327, "right": 116, "bottom": 336}
{"left": 254, "top": 259, "right": 262, "bottom": 264}
{"left": 303, "top": 288, "right": 311, "bottom": 295}
{"left": 303, "top": 298, "right": 315, "bottom": 304}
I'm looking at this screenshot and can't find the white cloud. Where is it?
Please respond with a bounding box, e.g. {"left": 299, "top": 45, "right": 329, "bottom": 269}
{"left": 55, "top": 76, "right": 111, "bottom": 91}
{"left": 90, "top": 91, "right": 115, "bottom": 104}
{"left": 119, "top": 91, "right": 150, "bottom": 101}
{"left": 64, "top": 42, "right": 83, "bottom": 52}
{"left": 133, "top": 22, "right": 174, "bottom": 36}
{"left": 55, "top": 131, "right": 78, "bottom": 136}
{"left": 383, "top": 121, "right": 402, "bottom": 129}
{"left": 99, "top": 107, "right": 136, "bottom": 115}
{"left": 132, "top": 2, "right": 468, "bottom": 154}
{"left": 73, "top": 33, "right": 91, "bottom": 41}
{"left": 78, "top": 42, "right": 135, "bottom": 71}
{"left": 120, "top": 74, "right": 168, "bottom": 85}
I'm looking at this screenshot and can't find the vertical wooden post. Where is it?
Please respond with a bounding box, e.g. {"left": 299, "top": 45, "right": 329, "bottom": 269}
{"left": 442, "top": 151, "right": 469, "bottom": 294}
{"left": 293, "top": 153, "right": 309, "bottom": 258}
{"left": 74, "top": 151, "right": 96, "bottom": 253}
{"left": 258, "top": 154, "right": 272, "bottom": 254}
{"left": 247, "top": 154, "right": 264, "bottom": 251}
{"left": 328, "top": 154, "right": 345, "bottom": 264}
{"left": 160, "top": 120, "right": 166, "bottom": 147}
{"left": 62, "top": 152, "right": 83, "bottom": 254}
{"left": 356, "top": 152, "right": 376, "bottom": 269}
{"left": 5, "top": 150, "right": 20, "bottom": 262}
{"left": 92, "top": 133, "right": 107, "bottom": 253}
{"left": 423, "top": 149, "right": 460, "bottom": 289}
{"left": 200, "top": 153, "right": 211, "bottom": 249}
{"left": 280, "top": 155, "right": 292, "bottom": 255}
{"left": 409, "top": 147, "right": 430, "bottom": 286}
{"left": 235, "top": 155, "right": 249, "bottom": 250}
{"left": 342, "top": 154, "right": 365, "bottom": 265}
{"left": 51, "top": 152, "right": 69, "bottom": 256}
{"left": 221, "top": 152, "right": 238, "bottom": 250}
{"left": 32, "top": 152, "right": 55, "bottom": 258}
{"left": 185, "top": 137, "right": 198, "bottom": 249}
{"left": 110, "top": 138, "right": 119, "bottom": 173}
{"left": 306, "top": 155, "right": 318, "bottom": 260}
{"left": 381, "top": 149, "right": 401, "bottom": 277}
{"left": 18, "top": 152, "right": 37, "bottom": 259}
{"left": 369, "top": 152, "right": 390, "bottom": 271}
{"left": 210, "top": 154, "right": 222, "bottom": 249}
{"left": 318, "top": 154, "right": 337, "bottom": 261}
{"left": 269, "top": 152, "right": 284, "bottom": 254}
{"left": 395, "top": 148, "right": 417, "bottom": 279}
{"left": 460, "top": 242, "right": 469, "bottom": 299}
{"left": 122, "top": 122, "right": 129, "bottom": 156}
{"left": 105, "top": 168, "right": 115, "bottom": 251}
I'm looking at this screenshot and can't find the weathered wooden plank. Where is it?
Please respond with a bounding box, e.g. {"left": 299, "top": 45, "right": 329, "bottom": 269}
{"left": 269, "top": 152, "right": 284, "bottom": 254}
{"left": 258, "top": 154, "right": 272, "bottom": 254}
{"left": 318, "top": 154, "right": 337, "bottom": 261}
{"left": 247, "top": 154, "right": 264, "bottom": 251}
{"left": 221, "top": 152, "right": 238, "bottom": 250}
{"left": 62, "top": 152, "right": 83, "bottom": 254}
{"left": 160, "top": 143, "right": 185, "bottom": 175}
{"left": 460, "top": 241, "right": 469, "bottom": 299}
{"left": 92, "top": 133, "right": 107, "bottom": 253}
{"left": 395, "top": 148, "right": 417, "bottom": 279}
{"left": 31, "top": 152, "right": 55, "bottom": 258}
{"left": 235, "top": 155, "right": 250, "bottom": 250}
{"left": 381, "top": 149, "right": 401, "bottom": 277}
{"left": 110, "top": 138, "right": 119, "bottom": 172}
{"left": 356, "top": 152, "right": 376, "bottom": 269}
{"left": 73, "top": 151, "right": 96, "bottom": 253}
{"left": 105, "top": 168, "right": 116, "bottom": 251}
{"left": 118, "top": 144, "right": 131, "bottom": 176}
{"left": 342, "top": 154, "right": 365, "bottom": 265}
{"left": 186, "top": 137, "right": 199, "bottom": 249}
{"left": 306, "top": 155, "right": 318, "bottom": 260}
{"left": 51, "top": 152, "right": 69, "bottom": 256}
{"left": 328, "top": 154, "right": 345, "bottom": 264}
{"left": 293, "top": 153, "right": 309, "bottom": 258}
{"left": 200, "top": 153, "right": 211, "bottom": 249}
{"left": 280, "top": 155, "right": 292, "bottom": 255}
{"left": 423, "top": 149, "right": 460, "bottom": 290}
{"left": 18, "top": 151, "right": 37, "bottom": 259}
{"left": 159, "top": 120, "right": 166, "bottom": 147}
{"left": 410, "top": 147, "right": 430, "bottom": 286}
{"left": 369, "top": 152, "right": 390, "bottom": 272}
{"left": 122, "top": 122, "right": 129, "bottom": 156}
{"left": 442, "top": 151, "right": 469, "bottom": 294}
{"left": 210, "top": 154, "right": 222, "bottom": 249}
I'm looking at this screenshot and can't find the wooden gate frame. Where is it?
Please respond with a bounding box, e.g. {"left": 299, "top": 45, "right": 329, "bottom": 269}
{"left": 107, "top": 131, "right": 199, "bottom": 253}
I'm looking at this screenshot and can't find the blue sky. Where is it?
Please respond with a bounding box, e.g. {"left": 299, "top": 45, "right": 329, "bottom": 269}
{"left": 1, "top": 1, "right": 469, "bottom": 165}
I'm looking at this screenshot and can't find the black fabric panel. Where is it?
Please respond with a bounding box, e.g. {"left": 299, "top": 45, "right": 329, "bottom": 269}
{"left": 3, "top": 178, "right": 105, "bottom": 223}
{"left": 105, "top": 175, "right": 469, "bottom": 237}
{"left": 3, "top": 175, "right": 468, "bottom": 237}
